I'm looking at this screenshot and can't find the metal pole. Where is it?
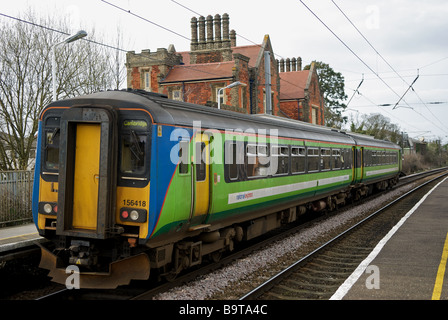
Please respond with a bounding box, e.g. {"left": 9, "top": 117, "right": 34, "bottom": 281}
{"left": 218, "top": 87, "right": 224, "bottom": 109}
{"left": 264, "top": 51, "right": 272, "bottom": 114}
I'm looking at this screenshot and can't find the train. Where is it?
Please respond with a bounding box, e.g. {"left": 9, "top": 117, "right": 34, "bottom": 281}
{"left": 32, "top": 89, "right": 401, "bottom": 288}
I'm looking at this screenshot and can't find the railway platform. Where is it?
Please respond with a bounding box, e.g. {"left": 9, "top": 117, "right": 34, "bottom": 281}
{"left": 0, "top": 223, "right": 44, "bottom": 256}
{"left": 333, "top": 176, "right": 448, "bottom": 300}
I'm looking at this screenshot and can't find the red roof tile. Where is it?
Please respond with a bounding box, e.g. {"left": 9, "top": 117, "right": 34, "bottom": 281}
{"left": 232, "top": 45, "right": 262, "bottom": 67}
{"left": 279, "top": 71, "right": 310, "bottom": 100}
{"left": 161, "top": 61, "right": 234, "bottom": 83}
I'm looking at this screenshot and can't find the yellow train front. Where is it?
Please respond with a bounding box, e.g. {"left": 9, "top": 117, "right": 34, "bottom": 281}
{"left": 33, "top": 91, "right": 158, "bottom": 288}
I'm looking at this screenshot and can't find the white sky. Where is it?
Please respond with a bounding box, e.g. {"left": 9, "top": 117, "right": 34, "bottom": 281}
{"left": 2, "top": 0, "right": 448, "bottom": 144}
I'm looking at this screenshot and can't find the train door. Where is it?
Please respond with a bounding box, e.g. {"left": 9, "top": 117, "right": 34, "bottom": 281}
{"left": 56, "top": 107, "right": 117, "bottom": 239}
{"left": 352, "top": 146, "right": 364, "bottom": 183}
{"left": 192, "top": 133, "right": 210, "bottom": 225}
{"left": 71, "top": 123, "right": 101, "bottom": 230}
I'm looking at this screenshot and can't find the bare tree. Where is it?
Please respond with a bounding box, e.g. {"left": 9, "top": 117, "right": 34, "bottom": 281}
{"left": 0, "top": 12, "right": 122, "bottom": 170}
{"left": 349, "top": 113, "right": 401, "bottom": 144}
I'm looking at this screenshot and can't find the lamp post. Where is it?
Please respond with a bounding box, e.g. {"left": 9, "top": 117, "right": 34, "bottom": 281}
{"left": 52, "top": 30, "right": 87, "bottom": 101}
{"left": 218, "top": 81, "right": 245, "bottom": 109}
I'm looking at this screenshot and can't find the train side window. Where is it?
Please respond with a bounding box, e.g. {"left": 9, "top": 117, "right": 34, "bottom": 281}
{"left": 371, "top": 151, "right": 376, "bottom": 166}
{"left": 307, "top": 147, "right": 320, "bottom": 172}
{"left": 178, "top": 140, "right": 189, "bottom": 174}
{"left": 247, "top": 143, "right": 269, "bottom": 178}
{"left": 346, "top": 148, "right": 353, "bottom": 169}
{"left": 272, "top": 145, "right": 289, "bottom": 175}
{"left": 291, "top": 147, "right": 306, "bottom": 173}
{"left": 321, "top": 148, "right": 331, "bottom": 171}
{"left": 332, "top": 149, "right": 341, "bottom": 170}
{"left": 364, "top": 150, "right": 371, "bottom": 167}
{"left": 225, "top": 142, "right": 238, "bottom": 181}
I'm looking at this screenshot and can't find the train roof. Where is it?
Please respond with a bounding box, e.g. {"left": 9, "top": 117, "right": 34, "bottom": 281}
{"left": 44, "top": 90, "right": 400, "bottom": 150}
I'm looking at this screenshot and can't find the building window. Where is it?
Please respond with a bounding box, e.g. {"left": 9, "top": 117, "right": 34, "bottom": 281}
{"left": 172, "top": 89, "right": 182, "bottom": 101}
{"left": 143, "top": 70, "right": 151, "bottom": 92}
{"left": 311, "top": 107, "right": 318, "bottom": 124}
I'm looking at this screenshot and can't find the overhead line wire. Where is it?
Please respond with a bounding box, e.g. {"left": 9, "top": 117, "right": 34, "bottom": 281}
{"left": 330, "top": 0, "right": 448, "bottom": 133}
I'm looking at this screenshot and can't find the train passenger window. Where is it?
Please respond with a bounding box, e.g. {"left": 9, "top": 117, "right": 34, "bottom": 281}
{"left": 178, "top": 140, "right": 189, "bottom": 174}
{"left": 364, "top": 150, "right": 371, "bottom": 167}
{"left": 225, "top": 142, "right": 238, "bottom": 180}
{"left": 291, "top": 147, "right": 306, "bottom": 173}
{"left": 332, "top": 149, "right": 342, "bottom": 170}
{"left": 321, "top": 148, "right": 331, "bottom": 171}
{"left": 307, "top": 148, "right": 319, "bottom": 172}
{"left": 247, "top": 144, "right": 269, "bottom": 178}
{"left": 272, "top": 146, "right": 289, "bottom": 175}
{"left": 344, "top": 148, "right": 352, "bottom": 169}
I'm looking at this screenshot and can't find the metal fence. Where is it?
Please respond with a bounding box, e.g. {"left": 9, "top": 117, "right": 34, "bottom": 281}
{"left": 0, "top": 171, "right": 34, "bottom": 227}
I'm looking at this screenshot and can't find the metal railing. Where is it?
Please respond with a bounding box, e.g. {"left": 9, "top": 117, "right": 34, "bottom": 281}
{"left": 0, "top": 170, "right": 34, "bottom": 227}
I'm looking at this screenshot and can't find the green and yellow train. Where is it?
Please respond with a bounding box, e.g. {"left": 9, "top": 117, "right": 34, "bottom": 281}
{"left": 33, "top": 90, "right": 401, "bottom": 288}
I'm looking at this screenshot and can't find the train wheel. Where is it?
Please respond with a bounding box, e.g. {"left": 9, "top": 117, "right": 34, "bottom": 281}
{"left": 210, "top": 251, "right": 222, "bottom": 263}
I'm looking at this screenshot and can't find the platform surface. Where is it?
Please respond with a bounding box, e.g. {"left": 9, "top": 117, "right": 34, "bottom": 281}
{"left": 334, "top": 176, "right": 448, "bottom": 300}
{"left": 0, "top": 223, "right": 43, "bottom": 253}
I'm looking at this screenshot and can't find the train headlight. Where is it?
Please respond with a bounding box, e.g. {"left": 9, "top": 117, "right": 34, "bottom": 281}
{"left": 130, "top": 210, "right": 139, "bottom": 221}
{"left": 119, "top": 208, "right": 147, "bottom": 223}
{"left": 38, "top": 202, "right": 58, "bottom": 215}
{"left": 43, "top": 203, "right": 53, "bottom": 214}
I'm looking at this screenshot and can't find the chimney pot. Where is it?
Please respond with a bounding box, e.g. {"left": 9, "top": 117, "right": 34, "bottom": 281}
{"left": 297, "top": 57, "right": 302, "bottom": 71}
{"left": 190, "top": 17, "right": 198, "bottom": 51}
{"left": 214, "top": 14, "right": 222, "bottom": 49}
{"left": 291, "top": 57, "right": 296, "bottom": 71}
{"left": 198, "top": 16, "right": 206, "bottom": 49}
{"left": 280, "top": 58, "right": 285, "bottom": 72}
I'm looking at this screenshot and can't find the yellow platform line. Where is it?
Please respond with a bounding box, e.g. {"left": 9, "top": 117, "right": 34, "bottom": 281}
{"left": 0, "top": 232, "right": 39, "bottom": 241}
{"left": 432, "top": 232, "right": 448, "bottom": 300}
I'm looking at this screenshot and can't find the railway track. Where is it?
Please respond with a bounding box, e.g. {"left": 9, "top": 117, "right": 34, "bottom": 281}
{"left": 27, "top": 168, "right": 447, "bottom": 300}
{"left": 239, "top": 169, "right": 448, "bottom": 300}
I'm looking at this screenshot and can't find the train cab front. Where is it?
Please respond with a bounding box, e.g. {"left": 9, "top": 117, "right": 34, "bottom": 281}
{"left": 34, "top": 101, "right": 153, "bottom": 288}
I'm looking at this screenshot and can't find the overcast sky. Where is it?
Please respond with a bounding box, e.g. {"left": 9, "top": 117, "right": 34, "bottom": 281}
{"left": 2, "top": 0, "right": 448, "bottom": 143}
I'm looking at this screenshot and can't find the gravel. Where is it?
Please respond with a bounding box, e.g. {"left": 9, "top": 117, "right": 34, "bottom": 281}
{"left": 153, "top": 183, "right": 415, "bottom": 300}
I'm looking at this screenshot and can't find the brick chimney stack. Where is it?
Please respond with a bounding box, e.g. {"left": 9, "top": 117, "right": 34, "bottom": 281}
{"left": 189, "top": 13, "right": 233, "bottom": 64}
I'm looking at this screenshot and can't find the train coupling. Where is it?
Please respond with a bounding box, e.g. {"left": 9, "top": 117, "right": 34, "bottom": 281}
{"left": 37, "top": 243, "right": 150, "bottom": 289}
{"left": 68, "top": 240, "right": 97, "bottom": 267}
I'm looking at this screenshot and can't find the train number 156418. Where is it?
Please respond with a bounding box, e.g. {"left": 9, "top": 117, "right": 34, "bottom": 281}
{"left": 122, "top": 199, "right": 147, "bottom": 207}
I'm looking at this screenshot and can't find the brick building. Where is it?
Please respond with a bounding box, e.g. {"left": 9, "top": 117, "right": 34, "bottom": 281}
{"left": 278, "top": 60, "right": 325, "bottom": 124}
{"left": 125, "top": 13, "right": 324, "bottom": 124}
